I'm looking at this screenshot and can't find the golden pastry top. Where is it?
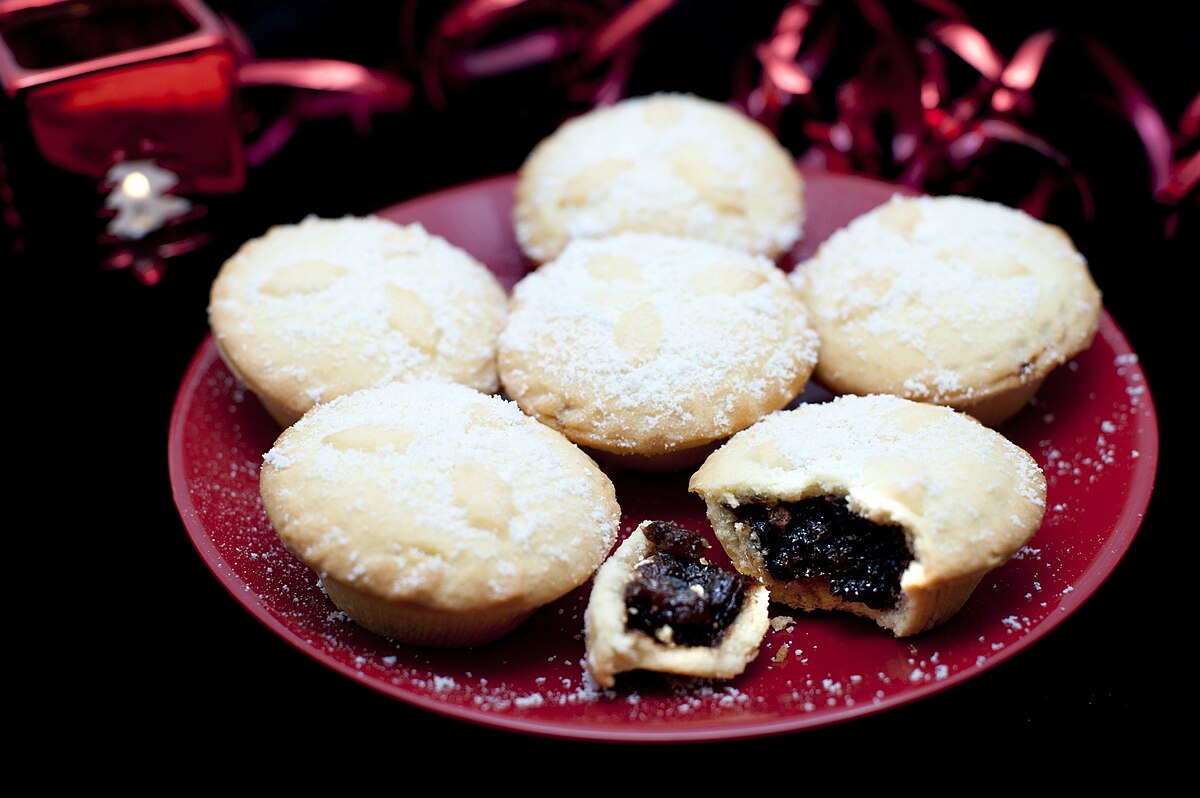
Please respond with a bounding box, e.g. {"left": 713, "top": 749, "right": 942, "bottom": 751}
{"left": 689, "top": 394, "right": 1047, "bottom": 585}
{"left": 498, "top": 231, "right": 820, "bottom": 457}
{"left": 790, "top": 194, "right": 1102, "bottom": 420}
{"left": 259, "top": 380, "right": 621, "bottom": 613}
{"left": 208, "top": 215, "right": 508, "bottom": 427}
{"left": 514, "top": 92, "right": 805, "bottom": 264}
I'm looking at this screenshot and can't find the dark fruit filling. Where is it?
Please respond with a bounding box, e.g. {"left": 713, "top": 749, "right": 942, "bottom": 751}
{"left": 733, "top": 497, "right": 912, "bottom": 610}
{"left": 624, "top": 520, "right": 754, "bottom": 647}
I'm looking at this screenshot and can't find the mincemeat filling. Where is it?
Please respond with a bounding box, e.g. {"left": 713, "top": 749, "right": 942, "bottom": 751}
{"left": 624, "top": 520, "right": 753, "bottom": 647}
{"left": 733, "top": 497, "right": 912, "bottom": 609}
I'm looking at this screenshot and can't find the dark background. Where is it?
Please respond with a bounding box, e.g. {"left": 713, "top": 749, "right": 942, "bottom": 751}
{"left": 10, "top": 0, "right": 1193, "bottom": 773}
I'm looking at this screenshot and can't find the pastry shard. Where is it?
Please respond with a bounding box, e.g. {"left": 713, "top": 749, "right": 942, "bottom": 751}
{"left": 689, "top": 394, "right": 1047, "bottom": 637}
{"left": 584, "top": 520, "right": 770, "bottom": 689}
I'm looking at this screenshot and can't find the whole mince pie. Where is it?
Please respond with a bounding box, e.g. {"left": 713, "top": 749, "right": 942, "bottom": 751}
{"left": 584, "top": 520, "right": 770, "bottom": 689}
{"left": 689, "top": 394, "right": 1047, "bottom": 637}
{"left": 512, "top": 92, "right": 806, "bottom": 266}
{"left": 496, "top": 231, "right": 819, "bottom": 473}
{"left": 789, "top": 194, "right": 1102, "bottom": 427}
{"left": 259, "top": 380, "right": 620, "bottom": 648}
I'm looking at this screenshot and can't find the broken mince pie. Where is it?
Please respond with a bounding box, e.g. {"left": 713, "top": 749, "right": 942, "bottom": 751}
{"left": 584, "top": 520, "right": 770, "bottom": 688}
{"left": 688, "top": 394, "right": 1047, "bottom": 637}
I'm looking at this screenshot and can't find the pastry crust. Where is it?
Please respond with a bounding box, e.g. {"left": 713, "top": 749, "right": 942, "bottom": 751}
{"left": 688, "top": 394, "right": 1047, "bottom": 636}
{"left": 259, "top": 380, "right": 621, "bottom": 647}
{"left": 789, "top": 194, "right": 1102, "bottom": 426}
{"left": 497, "top": 232, "right": 820, "bottom": 467}
{"left": 584, "top": 521, "right": 770, "bottom": 688}
{"left": 208, "top": 215, "right": 508, "bottom": 428}
{"left": 514, "top": 92, "right": 804, "bottom": 264}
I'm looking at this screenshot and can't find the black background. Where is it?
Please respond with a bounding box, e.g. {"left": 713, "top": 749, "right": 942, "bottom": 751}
{"left": 10, "top": 0, "right": 1194, "bottom": 776}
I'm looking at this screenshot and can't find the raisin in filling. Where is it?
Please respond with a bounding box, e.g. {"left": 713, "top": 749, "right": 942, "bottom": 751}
{"left": 733, "top": 497, "right": 912, "bottom": 610}
{"left": 624, "top": 521, "right": 754, "bottom": 647}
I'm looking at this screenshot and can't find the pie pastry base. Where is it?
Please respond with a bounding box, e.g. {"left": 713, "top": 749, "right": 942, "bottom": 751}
{"left": 323, "top": 578, "right": 536, "bottom": 648}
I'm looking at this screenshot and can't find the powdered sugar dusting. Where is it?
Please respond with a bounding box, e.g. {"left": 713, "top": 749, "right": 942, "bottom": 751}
{"left": 514, "top": 92, "right": 804, "bottom": 262}
{"left": 790, "top": 193, "right": 1102, "bottom": 405}
{"left": 208, "top": 215, "right": 508, "bottom": 418}
{"left": 1033, "top": 356, "right": 1148, "bottom": 492}
{"left": 260, "top": 380, "right": 619, "bottom": 604}
{"left": 695, "top": 394, "right": 1047, "bottom": 572}
{"left": 499, "top": 232, "right": 819, "bottom": 453}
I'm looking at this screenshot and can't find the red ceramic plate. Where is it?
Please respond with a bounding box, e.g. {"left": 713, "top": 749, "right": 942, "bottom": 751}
{"left": 169, "top": 170, "right": 1158, "bottom": 742}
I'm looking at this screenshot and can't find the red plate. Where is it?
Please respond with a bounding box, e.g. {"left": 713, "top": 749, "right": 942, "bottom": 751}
{"left": 169, "top": 170, "right": 1158, "bottom": 742}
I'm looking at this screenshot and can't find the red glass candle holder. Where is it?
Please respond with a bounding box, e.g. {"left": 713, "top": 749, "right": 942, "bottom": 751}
{"left": 1, "top": 0, "right": 412, "bottom": 281}
{"left": 1, "top": 0, "right": 245, "bottom": 191}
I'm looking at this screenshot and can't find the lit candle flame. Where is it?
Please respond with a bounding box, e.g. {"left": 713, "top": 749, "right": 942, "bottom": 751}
{"left": 104, "top": 160, "right": 191, "bottom": 240}
{"left": 121, "top": 171, "right": 152, "bottom": 200}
